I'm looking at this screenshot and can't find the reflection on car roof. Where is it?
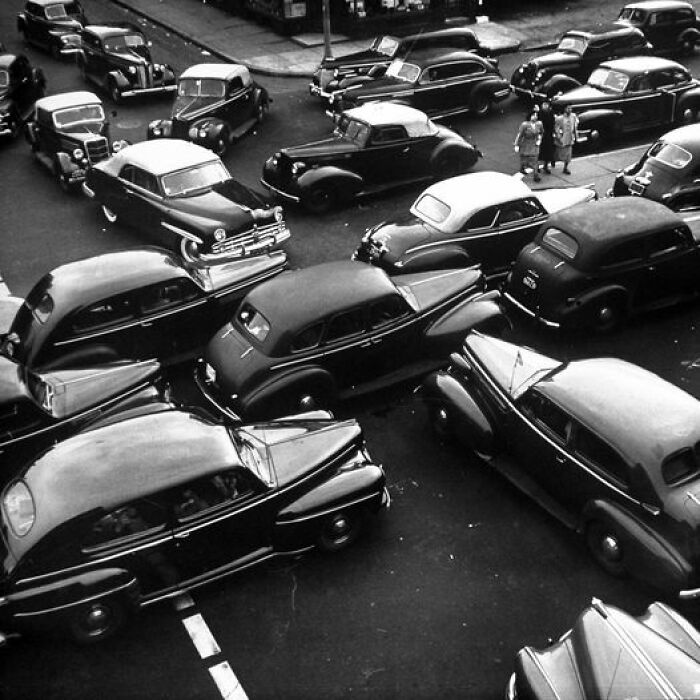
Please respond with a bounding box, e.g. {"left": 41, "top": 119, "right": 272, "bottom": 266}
{"left": 601, "top": 56, "right": 686, "bottom": 73}
{"left": 622, "top": 0, "right": 692, "bottom": 11}
{"left": 36, "top": 91, "right": 102, "bottom": 112}
{"left": 180, "top": 63, "right": 251, "bottom": 84}
{"left": 343, "top": 102, "right": 435, "bottom": 135}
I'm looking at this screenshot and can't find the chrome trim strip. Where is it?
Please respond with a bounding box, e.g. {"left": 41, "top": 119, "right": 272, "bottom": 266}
{"left": 679, "top": 586, "right": 700, "bottom": 600}
{"left": 161, "top": 221, "right": 203, "bottom": 244}
{"left": 120, "top": 85, "right": 177, "bottom": 98}
{"left": 275, "top": 490, "right": 383, "bottom": 525}
{"left": 503, "top": 292, "right": 561, "bottom": 328}
{"left": 260, "top": 178, "right": 300, "bottom": 203}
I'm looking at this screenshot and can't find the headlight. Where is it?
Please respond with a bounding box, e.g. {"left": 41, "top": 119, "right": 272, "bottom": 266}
{"left": 4, "top": 481, "right": 35, "bottom": 537}
{"left": 214, "top": 227, "right": 226, "bottom": 241}
{"left": 205, "top": 362, "right": 217, "bottom": 383}
{"left": 72, "top": 147, "right": 84, "bottom": 161}
{"left": 188, "top": 126, "right": 198, "bottom": 139}
{"left": 199, "top": 129, "right": 207, "bottom": 139}
{"left": 291, "top": 161, "right": 306, "bottom": 175}
{"left": 333, "top": 67, "right": 339, "bottom": 78}
{"left": 129, "top": 66, "right": 137, "bottom": 74}
{"left": 273, "top": 205, "right": 283, "bottom": 222}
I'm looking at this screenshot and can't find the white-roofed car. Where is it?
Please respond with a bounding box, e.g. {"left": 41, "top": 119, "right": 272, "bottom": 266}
{"left": 83, "top": 139, "right": 291, "bottom": 263}
{"left": 147, "top": 62, "right": 270, "bottom": 155}
{"left": 353, "top": 171, "right": 596, "bottom": 279}
{"left": 261, "top": 102, "right": 481, "bottom": 214}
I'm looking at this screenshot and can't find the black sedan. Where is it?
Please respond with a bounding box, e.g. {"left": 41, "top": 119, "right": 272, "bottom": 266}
{"left": 552, "top": 56, "right": 700, "bottom": 145}
{"left": 508, "top": 598, "right": 700, "bottom": 699}
{"left": 0, "top": 51, "right": 45, "bottom": 138}
{"left": 0, "top": 405, "right": 387, "bottom": 644}
{"left": 422, "top": 331, "right": 700, "bottom": 599}
{"left": 262, "top": 103, "right": 480, "bottom": 214}
{"left": 17, "top": 0, "right": 86, "bottom": 59}
{"left": 610, "top": 123, "right": 700, "bottom": 208}
{"left": 83, "top": 139, "right": 291, "bottom": 262}
{"left": 0, "top": 246, "right": 286, "bottom": 371}
{"left": 198, "top": 260, "right": 504, "bottom": 420}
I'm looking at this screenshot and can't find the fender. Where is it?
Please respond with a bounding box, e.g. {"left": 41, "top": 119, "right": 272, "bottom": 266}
{"left": 189, "top": 117, "right": 228, "bottom": 149}
{"left": 564, "top": 284, "right": 629, "bottom": 319}
{"left": 39, "top": 343, "right": 122, "bottom": 371}
{"left": 82, "top": 392, "right": 173, "bottom": 432}
{"left": 400, "top": 244, "right": 473, "bottom": 272}
{"left": 581, "top": 499, "right": 693, "bottom": 595}
{"left": 676, "top": 87, "right": 700, "bottom": 112}
{"left": 17, "top": 15, "right": 27, "bottom": 32}
{"left": 147, "top": 118, "right": 173, "bottom": 140}
{"left": 108, "top": 70, "right": 131, "bottom": 92}
{"left": 297, "top": 165, "right": 364, "bottom": 198}
{"left": 251, "top": 86, "right": 267, "bottom": 107}
{"left": 577, "top": 108, "right": 623, "bottom": 130}
{"left": 339, "top": 75, "right": 377, "bottom": 90}
{"left": 55, "top": 151, "right": 79, "bottom": 176}
{"left": 679, "top": 27, "right": 700, "bottom": 46}
{"left": 0, "top": 296, "right": 23, "bottom": 337}
{"left": 541, "top": 74, "right": 580, "bottom": 97}
{"left": 471, "top": 76, "right": 512, "bottom": 101}
{"left": 24, "top": 121, "right": 38, "bottom": 146}
{"left": 430, "top": 138, "right": 478, "bottom": 165}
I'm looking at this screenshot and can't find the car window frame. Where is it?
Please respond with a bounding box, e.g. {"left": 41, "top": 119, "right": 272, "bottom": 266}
{"left": 495, "top": 197, "right": 546, "bottom": 227}
{"left": 322, "top": 306, "right": 368, "bottom": 346}
{"left": 137, "top": 278, "right": 201, "bottom": 316}
{"left": 571, "top": 422, "right": 631, "bottom": 490}
{"left": 67, "top": 292, "right": 137, "bottom": 335}
{"left": 519, "top": 389, "right": 572, "bottom": 446}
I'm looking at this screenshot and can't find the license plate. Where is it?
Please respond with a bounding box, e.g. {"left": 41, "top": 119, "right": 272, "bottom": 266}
{"left": 522, "top": 275, "right": 537, "bottom": 290}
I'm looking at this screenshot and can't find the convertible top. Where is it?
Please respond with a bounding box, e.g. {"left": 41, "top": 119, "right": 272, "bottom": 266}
{"left": 35, "top": 91, "right": 101, "bottom": 112}
{"left": 180, "top": 63, "right": 251, "bottom": 87}
{"left": 343, "top": 102, "right": 436, "bottom": 137}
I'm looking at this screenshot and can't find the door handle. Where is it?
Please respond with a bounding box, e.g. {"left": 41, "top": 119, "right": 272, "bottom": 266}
{"left": 372, "top": 337, "right": 383, "bottom": 345}
{"left": 402, "top": 147, "right": 410, "bottom": 153}
{"left": 359, "top": 340, "right": 372, "bottom": 348}
{"left": 174, "top": 531, "right": 190, "bottom": 540}
{"left": 555, "top": 455, "right": 566, "bottom": 464}
{"left": 141, "top": 321, "right": 153, "bottom": 328}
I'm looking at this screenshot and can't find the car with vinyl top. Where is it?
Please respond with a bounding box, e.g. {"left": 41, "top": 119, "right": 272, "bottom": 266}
{"left": 77, "top": 24, "right": 177, "bottom": 104}
{"left": 0, "top": 404, "right": 388, "bottom": 645}
{"left": 510, "top": 23, "right": 651, "bottom": 101}
{"left": 25, "top": 91, "right": 127, "bottom": 193}
{"left": 507, "top": 598, "right": 700, "bottom": 699}
{"left": 329, "top": 49, "right": 511, "bottom": 120}
{"left": 17, "top": 0, "right": 86, "bottom": 59}
{"left": 147, "top": 63, "right": 270, "bottom": 155}
{"left": 550, "top": 56, "right": 700, "bottom": 146}
{"left": 0, "top": 246, "right": 287, "bottom": 372}
{"left": 610, "top": 123, "right": 700, "bottom": 208}
{"left": 261, "top": 102, "right": 480, "bottom": 214}
{"left": 0, "top": 51, "right": 45, "bottom": 139}
{"left": 616, "top": 0, "right": 700, "bottom": 55}
{"left": 197, "top": 260, "right": 505, "bottom": 421}
{"left": 83, "top": 139, "right": 291, "bottom": 263}
{"left": 353, "top": 171, "right": 596, "bottom": 279}
{"left": 503, "top": 197, "right": 700, "bottom": 332}
{"left": 421, "top": 330, "right": 700, "bottom": 600}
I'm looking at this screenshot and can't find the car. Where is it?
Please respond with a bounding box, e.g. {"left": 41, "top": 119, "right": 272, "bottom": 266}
{"left": 329, "top": 49, "right": 511, "bottom": 119}
{"left": 25, "top": 91, "right": 126, "bottom": 192}
{"left": 83, "top": 139, "right": 291, "bottom": 262}
{"left": 76, "top": 24, "right": 177, "bottom": 104}
{"left": 261, "top": 103, "right": 480, "bottom": 214}
{"left": 503, "top": 197, "right": 700, "bottom": 331}
{"left": 0, "top": 51, "right": 45, "bottom": 139}
{"left": 0, "top": 404, "right": 388, "bottom": 644}
{"left": 146, "top": 63, "right": 269, "bottom": 155}
{"left": 0, "top": 246, "right": 287, "bottom": 371}
{"left": 421, "top": 330, "right": 700, "bottom": 599}
{"left": 17, "top": 0, "right": 87, "bottom": 59}
{"left": 309, "top": 27, "right": 494, "bottom": 100}
{"left": 551, "top": 56, "right": 700, "bottom": 146}
{"left": 616, "top": 0, "right": 700, "bottom": 55}
{"left": 197, "top": 260, "right": 504, "bottom": 421}
{"left": 610, "top": 123, "right": 700, "bottom": 208}
{"left": 507, "top": 598, "right": 700, "bottom": 699}
{"left": 353, "top": 171, "right": 596, "bottom": 279}
{"left": 510, "top": 23, "right": 651, "bottom": 100}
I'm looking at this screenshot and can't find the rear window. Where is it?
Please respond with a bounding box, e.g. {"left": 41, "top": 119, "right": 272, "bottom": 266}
{"left": 237, "top": 303, "right": 270, "bottom": 342}
{"left": 662, "top": 446, "right": 700, "bottom": 485}
{"left": 650, "top": 142, "right": 692, "bottom": 169}
{"left": 541, "top": 227, "right": 579, "bottom": 260}
{"left": 413, "top": 194, "right": 451, "bottom": 224}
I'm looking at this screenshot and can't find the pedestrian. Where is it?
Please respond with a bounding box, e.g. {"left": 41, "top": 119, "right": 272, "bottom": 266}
{"left": 514, "top": 110, "right": 543, "bottom": 182}
{"left": 554, "top": 104, "right": 579, "bottom": 175}
{"left": 538, "top": 99, "right": 556, "bottom": 173}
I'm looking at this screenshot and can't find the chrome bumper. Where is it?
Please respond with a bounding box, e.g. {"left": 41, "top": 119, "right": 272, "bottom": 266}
{"left": 120, "top": 84, "right": 177, "bottom": 98}
{"left": 503, "top": 292, "right": 561, "bottom": 329}
{"left": 679, "top": 586, "right": 700, "bottom": 600}
{"left": 309, "top": 83, "right": 332, "bottom": 99}
{"left": 82, "top": 182, "right": 95, "bottom": 198}
{"left": 511, "top": 85, "right": 546, "bottom": 100}
{"left": 260, "top": 178, "right": 300, "bottom": 204}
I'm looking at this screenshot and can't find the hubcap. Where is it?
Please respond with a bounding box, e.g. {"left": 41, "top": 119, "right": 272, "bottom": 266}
{"left": 598, "top": 306, "right": 613, "bottom": 323}
{"left": 299, "top": 394, "right": 315, "bottom": 410}
{"left": 601, "top": 534, "right": 621, "bottom": 562}
{"left": 83, "top": 605, "right": 110, "bottom": 636}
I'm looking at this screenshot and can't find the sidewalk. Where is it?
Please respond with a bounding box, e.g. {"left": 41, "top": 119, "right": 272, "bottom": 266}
{"left": 109, "top": 0, "right": 525, "bottom": 76}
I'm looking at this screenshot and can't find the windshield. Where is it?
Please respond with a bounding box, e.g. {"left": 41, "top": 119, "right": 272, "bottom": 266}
{"left": 374, "top": 35, "right": 399, "bottom": 56}
{"left": 557, "top": 34, "right": 587, "bottom": 55}
{"left": 160, "top": 160, "right": 229, "bottom": 197}
{"left": 413, "top": 193, "right": 451, "bottom": 225}
{"left": 45, "top": 2, "right": 81, "bottom": 19}
{"left": 337, "top": 116, "right": 370, "bottom": 146}
{"left": 0, "top": 70, "right": 8, "bottom": 89}
{"left": 386, "top": 60, "right": 420, "bottom": 83}
{"left": 53, "top": 104, "right": 104, "bottom": 129}
{"left": 588, "top": 67, "right": 629, "bottom": 93}
{"left": 103, "top": 33, "right": 146, "bottom": 53}
{"left": 618, "top": 7, "right": 645, "bottom": 23}
{"left": 177, "top": 78, "right": 226, "bottom": 98}
{"left": 649, "top": 141, "right": 693, "bottom": 169}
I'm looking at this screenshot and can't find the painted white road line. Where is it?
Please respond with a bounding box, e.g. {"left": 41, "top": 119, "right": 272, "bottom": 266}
{"left": 209, "top": 662, "right": 249, "bottom": 700}
{"left": 173, "top": 592, "right": 196, "bottom": 611}
{"left": 182, "top": 613, "right": 222, "bottom": 659}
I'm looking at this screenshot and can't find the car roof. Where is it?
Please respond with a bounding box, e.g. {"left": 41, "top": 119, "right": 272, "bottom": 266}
{"left": 343, "top": 102, "right": 435, "bottom": 133}
{"left": 35, "top": 91, "right": 102, "bottom": 112}
{"left": 565, "top": 22, "right": 645, "bottom": 38}
{"left": 541, "top": 358, "right": 700, "bottom": 467}
{"left": 100, "top": 139, "right": 220, "bottom": 177}
{"left": 0, "top": 54, "right": 16, "bottom": 69}
{"left": 622, "top": 0, "right": 693, "bottom": 10}
{"left": 655, "top": 123, "right": 700, "bottom": 152}
{"left": 16, "top": 410, "right": 241, "bottom": 552}
{"left": 31, "top": 0, "right": 78, "bottom": 6}
{"left": 399, "top": 48, "right": 488, "bottom": 67}
{"left": 82, "top": 24, "right": 143, "bottom": 38}
{"left": 601, "top": 55, "right": 685, "bottom": 73}
{"left": 180, "top": 63, "right": 250, "bottom": 83}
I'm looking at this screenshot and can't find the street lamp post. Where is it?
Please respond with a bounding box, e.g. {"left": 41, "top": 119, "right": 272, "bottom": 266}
{"left": 322, "top": 0, "right": 333, "bottom": 60}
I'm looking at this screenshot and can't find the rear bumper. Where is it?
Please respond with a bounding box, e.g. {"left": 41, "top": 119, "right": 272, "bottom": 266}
{"left": 503, "top": 292, "right": 561, "bottom": 329}
{"left": 120, "top": 84, "right": 177, "bottom": 98}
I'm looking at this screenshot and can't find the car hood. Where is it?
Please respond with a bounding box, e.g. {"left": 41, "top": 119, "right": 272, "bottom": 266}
{"left": 0, "top": 356, "right": 29, "bottom": 409}
{"left": 168, "top": 180, "right": 268, "bottom": 224}
{"left": 281, "top": 137, "right": 359, "bottom": 160}
{"left": 555, "top": 84, "right": 608, "bottom": 103}
{"left": 173, "top": 95, "right": 225, "bottom": 121}
{"left": 58, "top": 123, "right": 107, "bottom": 140}
{"left": 536, "top": 186, "right": 596, "bottom": 214}
{"left": 49, "top": 18, "right": 83, "bottom": 31}
{"left": 526, "top": 51, "right": 581, "bottom": 70}
{"left": 512, "top": 599, "right": 700, "bottom": 700}
{"left": 365, "top": 216, "right": 435, "bottom": 257}
{"left": 108, "top": 45, "right": 152, "bottom": 65}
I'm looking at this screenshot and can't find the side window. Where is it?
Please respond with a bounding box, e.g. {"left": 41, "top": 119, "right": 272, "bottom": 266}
{"left": 598, "top": 239, "right": 644, "bottom": 268}
{"left": 123, "top": 166, "right": 159, "bottom": 194}
{"left": 228, "top": 77, "right": 244, "bottom": 93}
{"left": 138, "top": 279, "right": 198, "bottom": 314}
{"left": 574, "top": 425, "right": 629, "bottom": 487}
{"left": 496, "top": 198, "right": 544, "bottom": 226}
{"left": 631, "top": 75, "right": 652, "bottom": 92}
{"left": 370, "top": 126, "right": 409, "bottom": 144}
{"left": 647, "top": 227, "right": 690, "bottom": 258}
{"left": 369, "top": 296, "right": 409, "bottom": 329}
{"left": 520, "top": 391, "right": 571, "bottom": 443}
{"left": 84, "top": 498, "right": 167, "bottom": 549}
{"left": 465, "top": 205, "right": 499, "bottom": 230}
{"left": 432, "top": 62, "right": 484, "bottom": 81}
{"left": 172, "top": 470, "right": 254, "bottom": 521}
{"left": 290, "top": 322, "right": 324, "bottom": 353}
{"left": 324, "top": 308, "right": 366, "bottom": 343}
{"left": 70, "top": 294, "right": 135, "bottom": 333}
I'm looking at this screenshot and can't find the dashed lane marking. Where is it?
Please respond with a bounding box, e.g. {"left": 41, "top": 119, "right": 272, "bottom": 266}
{"left": 182, "top": 613, "right": 222, "bottom": 659}
{"left": 209, "top": 662, "right": 249, "bottom": 700}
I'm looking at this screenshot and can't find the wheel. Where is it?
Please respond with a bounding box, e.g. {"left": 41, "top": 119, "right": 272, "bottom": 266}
{"left": 109, "top": 80, "right": 122, "bottom": 104}
{"left": 101, "top": 205, "right": 118, "bottom": 224}
{"left": 680, "top": 105, "right": 699, "bottom": 124}
{"left": 317, "top": 510, "right": 363, "bottom": 553}
{"left": 586, "top": 521, "right": 626, "bottom": 577}
{"left": 470, "top": 92, "right": 492, "bottom": 117}
{"left": 255, "top": 100, "right": 268, "bottom": 124}
{"left": 180, "top": 237, "right": 200, "bottom": 262}
{"left": 434, "top": 151, "right": 470, "bottom": 179}
{"left": 304, "top": 185, "right": 336, "bottom": 214}
{"left": 589, "top": 297, "right": 623, "bottom": 333}
{"left": 681, "top": 38, "right": 696, "bottom": 56}
{"left": 429, "top": 402, "right": 454, "bottom": 441}
{"left": 68, "top": 598, "right": 127, "bottom": 644}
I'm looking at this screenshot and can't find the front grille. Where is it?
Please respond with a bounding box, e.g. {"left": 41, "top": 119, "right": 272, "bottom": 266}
{"left": 85, "top": 137, "right": 109, "bottom": 164}
{"left": 136, "top": 65, "right": 147, "bottom": 88}
{"left": 211, "top": 220, "right": 288, "bottom": 255}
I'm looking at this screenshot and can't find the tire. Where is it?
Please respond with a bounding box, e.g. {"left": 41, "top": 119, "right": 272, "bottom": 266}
{"left": 180, "top": 237, "right": 200, "bottom": 262}
{"left": 102, "top": 205, "right": 118, "bottom": 224}
{"left": 213, "top": 127, "right": 230, "bottom": 156}
{"left": 304, "top": 185, "right": 336, "bottom": 214}
{"left": 679, "top": 105, "right": 699, "bottom": 124}
{"left": 109, "top": 80, "right": 122, "bottom": 105}
{"left": 589, "top": 296, "right": 623, "bottom": 333}
{"left": 470, "top": 92, "right": 492, "bottom": 117}
{"left": 586, "top": 521, "right": 626, "bottom": 577}
{"left": 317, "top": 509, "right": 364, "bottom": 553}
{"left": 255, "top": 100, "right": 268, "bottom": 124}
{"left": 68, "top": 598, "right": 127, "bottom": 644}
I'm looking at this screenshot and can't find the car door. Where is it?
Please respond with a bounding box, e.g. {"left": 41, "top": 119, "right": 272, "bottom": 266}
{"left": 438, "top": 59, "right": 487, "bottom": 115}
{"left": 412, "top": 64, "right": 452, "bottom": 115}
{"left": 80, "top": 33, "right": 102, "bottom": 84}
{"left": 363, "top": 125, "right": 423, "bottom": 184}
{"left": 221, "top": 76, "right": 252, "bottom": 126}
{"left": 115, "top": 165, "right": 163, "bottom": 231}
{"left": 621, "top": 74, "right": 668, "bottom": 130}
{"left": 452, "top": 204, "right": 502, "bottom": 271}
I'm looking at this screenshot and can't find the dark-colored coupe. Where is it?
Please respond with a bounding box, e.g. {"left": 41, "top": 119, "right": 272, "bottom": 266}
{"left": 616, "top": 0, "right": 700, "bottom": 55}
{"left": 353, "top": 171, "right": 596, "bottom": 278}
{"left": 610, "top": 123, "right": 700, "bottom": 208}
{"left": 262, "top": 103, "right": 480, "bottom": 214}
{"left": 0, "top": 405, "right": 387, "bottom": 644}
{"left": 504, "top": 197, "right": 700, "bottom": 331}
{"left": 508, "top": 598, "right": 700, "bottom": 699}
{"left": 330, "top": 49, "right": 510, "bottom": 119}
{"left": 0, "top": 247, "right": 286, "bottom": 371}
{"left": 198, "top": 260, "right": 504, "bottom": 420}
{"left": 0, "top": 51, "right": 45, "bottom": 139}
{"left": 83, "top": 139, "right": 291, "bottom": 262}
{"left": 17, "top": 0, "right": 86, "bottom": 59}
{"left": 147, "top": 63, "right": 270, "bottom": 155}
{"left": 422, "top": 331, "right": 700, "bottom": 599}
{"left": 77, "top": 24, "right": 177, "bottom": 103}
{"left": 510, "top": 24, "right": 651, "bottom": 100}
{"left": 551, "top": 56, "right": 700, "bottom": 146}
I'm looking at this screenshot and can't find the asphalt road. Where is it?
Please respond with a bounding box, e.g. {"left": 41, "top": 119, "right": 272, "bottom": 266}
{"left": 3, "top": 1, "right": 700, "bottom": 698}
